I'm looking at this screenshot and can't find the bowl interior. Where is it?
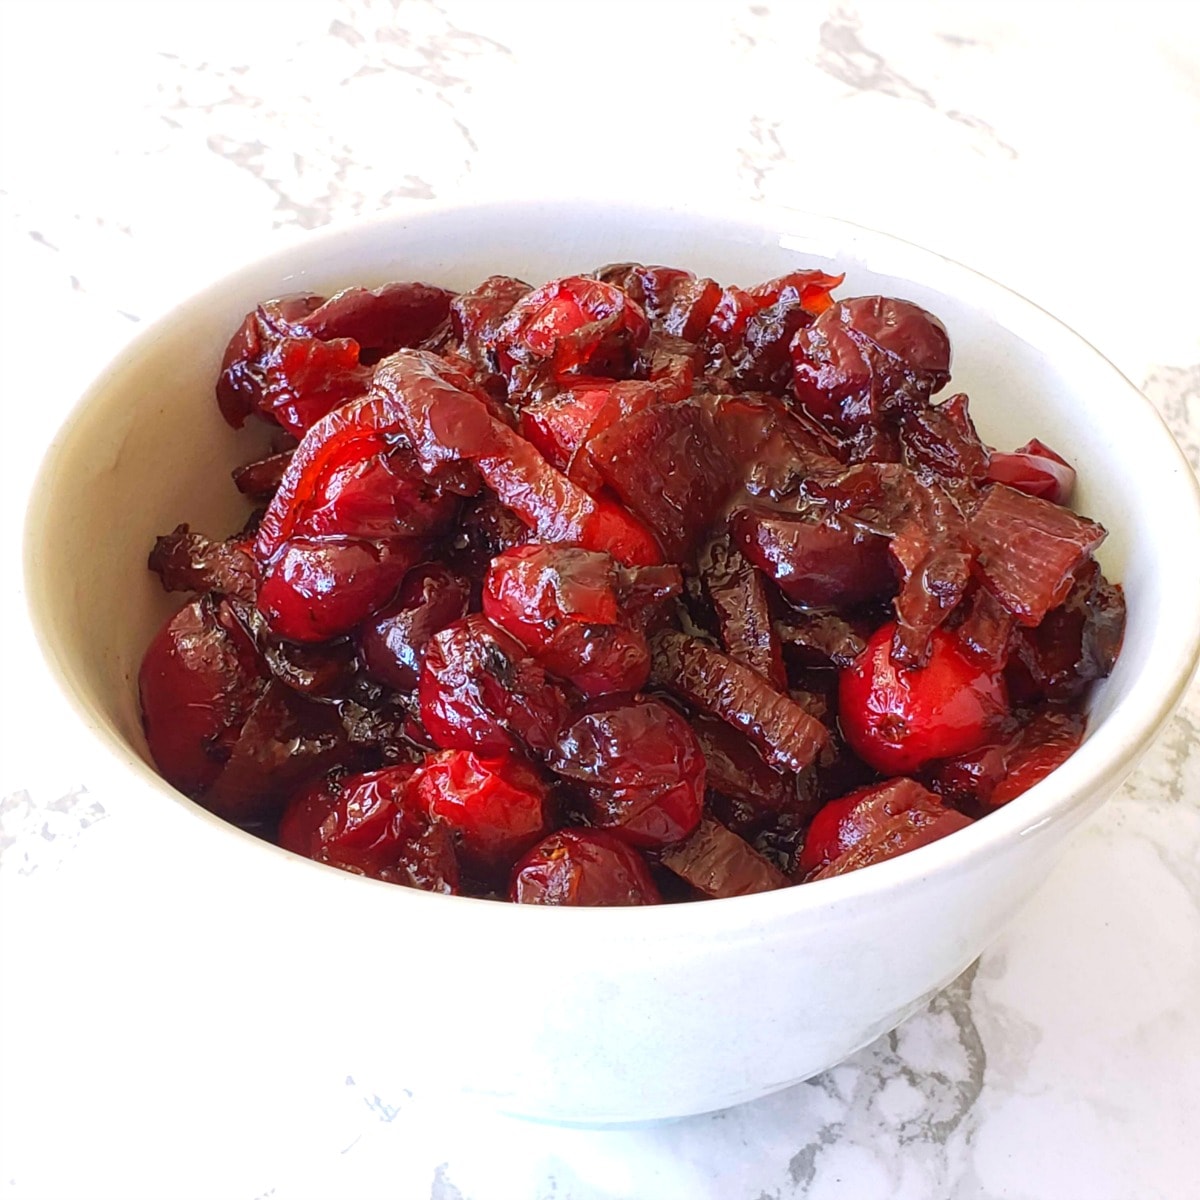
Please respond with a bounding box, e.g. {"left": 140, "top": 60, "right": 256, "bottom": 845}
{"left": 23, "top": 200, "right": 1200, "bottom": 884}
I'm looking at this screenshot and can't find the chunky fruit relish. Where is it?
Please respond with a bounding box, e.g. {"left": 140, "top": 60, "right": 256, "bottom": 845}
{"left": 138, "top": 264, "right": 1124, "bottom": 904}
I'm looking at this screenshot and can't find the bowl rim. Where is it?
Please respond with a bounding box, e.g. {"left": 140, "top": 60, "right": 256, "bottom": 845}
{"left": 22, "top": 197, "right": 1200, "bottom": 933}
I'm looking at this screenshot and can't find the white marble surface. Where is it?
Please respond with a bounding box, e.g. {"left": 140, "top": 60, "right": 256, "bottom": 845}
{"left": 2, "top": 2, "right": 1199, "bottom": 1197}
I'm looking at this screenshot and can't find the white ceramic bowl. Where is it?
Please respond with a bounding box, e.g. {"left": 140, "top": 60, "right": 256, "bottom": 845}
{"left": 24, "top": 201, "right": 1200, "bottom": 1124}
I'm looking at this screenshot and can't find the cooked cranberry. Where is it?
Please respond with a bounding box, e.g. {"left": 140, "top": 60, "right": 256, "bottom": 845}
{"left": 359, "top": 564, "right": 471, "bottom": 692}
{"left": 801, "top": 778, "right": 972, "bottom": 879}
{"left": 925, "top": 709, "right": 1085, "bottom": 814}
{"left": 730, "top": 505, "right": 894, "bottom": 610}
{"left": 493, "top": 275, "right": 649, "bottom": 386}
{"left": 839, "top": 621, "right": 1009, "bottom": 775}
{"left": 721, "top": 270, "right": 845, "bottom": 392}
{"left": 986, "top": 712, "right": 1084, "bottom": 807}
{"left": 412, "top": 749, "right": 550, "bottom": 873}
{"left": 593, "top": 263, "right": 724, "bottom": 345}
{"left": 548, "top": 699, "right": 705, "bottom": 849}
{"left": 279, "top": 763, "right": 413, "bottom": 859}
{"left": 519, "top": 382, "right": 615, "bottom": 489}
{"left": 483, "top": 544, "right": 650, "bottom": 695}
{"left": 985, "top": 438, "right": 1075, "bottom": 505}
{"left": 476, "top": 434, "right": 662, "bottom": 566}
{"left": 419, "top": 614, "right": 570, "bottom": 755}
{"left": 510, "top": 829, "right": 660, "bottom": 906}
{"left": 201, "top": 679, "right": 357, "bottom": 825}
{"left": 216, "top": 294, "right": 365, "bottom": 434}
{"left": 256, "top": 538, "right": 419, "bottom": 643}
{"left": 588, "top": 400, "right": 736, "bottom": 561}
{"left": 254, "top": 395, "right": 456, "bottom": 560}
{"left": 294, "top": 281, "right": 453, "bottom": 357}
{"left": 790, "top": 296, "right": 951, "bottom": 430}
{"left": 139, "top": 597, "right": 266, "bottom": 797}
{"left": 279, "top": 765, "right": 458, "bottom": 892}
{"left": 518, "top": 378, "right": 666, "bottom": 494}
{"left": 449, "top": 275, "right": 532, "bottom": 375}
{"left": 372, "top": 350, "right": 661, "bottom": 566}
{"left": 217, "top": 284, "right": 452, "bottom": 435}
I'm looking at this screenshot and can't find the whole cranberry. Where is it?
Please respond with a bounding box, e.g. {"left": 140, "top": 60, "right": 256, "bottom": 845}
{"left": 730, "top": 505, "right": 894, "bottom": 609}
{"left": 547, "top": 699, "right": 705, "bottom": 848}
{"left": 493, "top": 276, "right": 649, "bottom": 382}
{"left": 256, "top": 538, "right": 418, "bottom": 643}
{"left": 411, "top": 749, "right": 551, "bottom": 875}
{"left": 800, "top": 778, "right": 973, "bottom": 880}
{"left": 138, "top": 597, "right": 265, "bottom": 796}
{"left": 359, "top": 564, "right": 471, "bottom": 692}
{"left": 418, "top": 615, "right": 569, "bottom": 755}
{"left": 790, "top": 297, "right": 950, "bottom": 430}
{"left": 482, "top": 544, "right": 650, "bottom": 696}
{"left": 509, "top": 829, "right": 661, "bottom": 906}
{"left": 279, "top": 764, "right": 416, "bottom": 861}
{"left": 278, "top": 765, "right": 459, "bottom": 893}
{"left": 838, "top": 621, "right": 1008, "bottom": 775}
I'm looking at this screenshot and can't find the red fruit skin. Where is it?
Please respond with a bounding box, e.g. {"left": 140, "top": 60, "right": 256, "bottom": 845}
{"left": 483, "top": 544, "right": 620, "bottom": 649}
{"left": 259, "top": 337, "right": 371, "bottom": 436}
{"left": 370, "top": 349, "right": 662, "bottom": 567}
{"left": 358, "top": 564, "right": 471, "bottom": 692}
{"left": 412, "top": 749, "right": 551, "bottom": 874}
{"left": 138, "top": 597, "right": 266, "bottom": 797}
{"left": 518, "top": 379, "right": 668, "bottom": 494}
{"left": 593, "top": 263, "right": 723, "bottom": 343}
{"left": 279, "top": 765, "right": 459, "bottom": 892}
{"left": 790, "top": 296, "right": 951, "bottom": 430}
{"left": 418, "top": 615, "right": 570, "bottom": 755}
{"left": 256, "top": 538, "right": 418, "bottom": 643}
{"left": 548, "top": 699, "right": 705, "bottom": 849}
{"left": 216, "top": 284, "right": 453, "bottom": 435}
{"left": 493, "top": 276, "right": 650, "bottom": 383}
{"left": 730, "top": 506, "right": 895, "bottom": 609}
{"left": 804, "top": 780, "right": 974, "bottom": 881}
{"left": 926, "top": 709, "right": 1086, "bottom": 814}
{"left": 985, "top": 438, "right": 1076, "bottom": 506}
{"left": 798, "top": 778, "right": 960, "bottom": 875}
{"left": 295, "top": 281, "right": 454, "bottom": 353}
{"left": 254, "top": 393, "right": 455, "bottom": 562}
{"left": 798, "top": 792, "right": 863, "bottom": 876}
{"left": 838, "top": 622, "right": 1009, "bottom": 776}
{"left": 482, "top": 544, "right": 650, "bottom": 696}
{"left": 450, "top": 275, "right": 532, "bottom": 372}
{"left": 279, "top": 764, "right": 416, "bottom": 860}
{"left": 587, "top": 400, "right": 736, "bottom": 562}
{"left": 509, "top": 829, "right": 661, "bottom": 906}
{"left": 537, "top": 623, "right": 650, "bottom": 698}
{"left": 519, "top": 383, "right": 614, "bottom": 488}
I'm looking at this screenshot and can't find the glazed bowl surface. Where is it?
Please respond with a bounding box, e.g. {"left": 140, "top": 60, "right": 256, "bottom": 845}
{"left": 24, "top": 200, "right": 1200, "bottom": 1123}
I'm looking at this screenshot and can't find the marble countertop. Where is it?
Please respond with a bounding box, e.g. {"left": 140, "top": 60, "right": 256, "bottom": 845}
{"left": 2, "top": 2, "right": 1198, "bottom": 1197}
